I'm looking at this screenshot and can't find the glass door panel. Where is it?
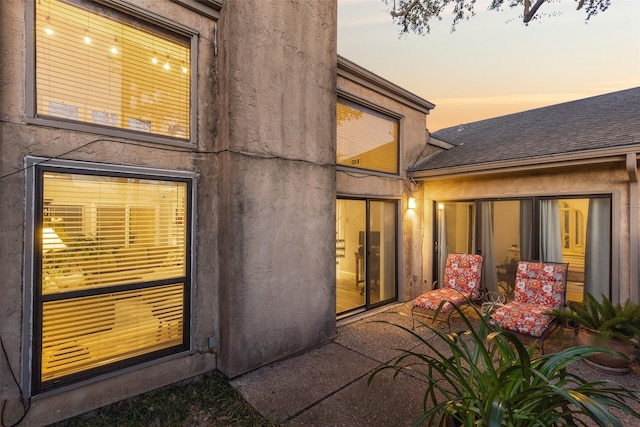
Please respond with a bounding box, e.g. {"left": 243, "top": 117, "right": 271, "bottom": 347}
{"left": 336, "top": 199, "right": 398, "bottom": 315}
{"left": 558, "top": 199, "right": 588, "bottom": 302}
{"left": 550, "top": 198, "right": 608, "bottom": 302}
{"left": 336, "top": 199, "right": 366, "bottom": 314}
{"left": 369, "top": 201, "right": 397, "bottom": 305}
{"left": 491, "top": 201, "right": 521, "bottom": 298}
{"left": 436, "top": 202, "right": 476, "bottom": 285}
{"left": 436, "top": 197, "right": 610, "bottom": 304}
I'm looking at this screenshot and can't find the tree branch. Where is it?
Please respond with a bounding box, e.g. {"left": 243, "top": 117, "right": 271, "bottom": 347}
{"left": 523, "top": 0, "right": 547, "bottom": 23}
{"left": 390, "top": 0, "right": 422, "bottom": 18}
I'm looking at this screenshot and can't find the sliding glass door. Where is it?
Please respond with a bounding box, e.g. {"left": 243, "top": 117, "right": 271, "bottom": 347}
{"left": 483, "top": 200, "right": 525, "bottom": 299}
{"left": 435, "top": 202, "right": 476, "bottom": 286}
{"left": 435, "top": 196, "right": 611, "bottom": 302}
{"left": 336, "top": 198, "right": 398, "bottom": 316}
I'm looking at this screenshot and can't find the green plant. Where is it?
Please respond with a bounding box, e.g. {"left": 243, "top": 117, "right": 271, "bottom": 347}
{"left": 548, "top": 292, "right": 640, "bottom": 348}
{"left": 370, "top": 303, "right": 640, "bottom": 427}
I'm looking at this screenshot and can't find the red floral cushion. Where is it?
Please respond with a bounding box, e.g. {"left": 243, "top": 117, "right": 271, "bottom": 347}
{"left": 441, "top": 253, "right": 483, "bottom": 300}
{"left": 490, "top": 301, "right": 554, "bottom": 337}
{"left": 411, "top": 254, "right": 484, "bottom": 314}
{"left": 411, "top": 288, "right": 468, "bottom": 314}
{"left": 513, "top": 261, "right": 566, "bottom": 309}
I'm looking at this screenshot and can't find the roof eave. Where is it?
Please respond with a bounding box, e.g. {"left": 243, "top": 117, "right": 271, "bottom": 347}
{"left": 409, "top": 145, "right": 640, "bottom": 180}
{"left": 337, "top": 55, "right": 436, "bottom": 114}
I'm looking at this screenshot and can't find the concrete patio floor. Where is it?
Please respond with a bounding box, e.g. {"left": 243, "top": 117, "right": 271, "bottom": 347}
{"left": 230, "top": 303, "right": 640, "bottom": 426}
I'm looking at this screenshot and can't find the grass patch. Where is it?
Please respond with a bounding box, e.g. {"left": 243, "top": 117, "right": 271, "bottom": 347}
{"left": 50, "top": 371, "right": 279, "bottom": 427}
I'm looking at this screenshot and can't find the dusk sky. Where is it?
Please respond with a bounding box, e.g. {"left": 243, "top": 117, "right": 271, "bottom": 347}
{"left": 337, "top": 0, "right": 640, "bottom": 131}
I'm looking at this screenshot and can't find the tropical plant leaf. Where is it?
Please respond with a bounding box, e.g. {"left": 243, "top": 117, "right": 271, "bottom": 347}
{"left": 549, "top": 292, "right": 640, "bottom": 347}
{"left": 370, "top": 301, "right": 640, "bottom": 427}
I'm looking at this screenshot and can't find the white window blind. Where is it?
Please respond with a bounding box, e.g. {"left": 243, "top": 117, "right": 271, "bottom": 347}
{"left": 42, "top": 172, "right": 187, "bottom": 293}
{"left": 42, "top": 284, "right": 184, "bottom": 381}
{"left": 38, "top": 170, "right": 188, "bottom": 388}
{"left": 336, "top": 99, "right": 399, "bottom": 174}
{"left": 36, "top": 0, "right": 191, "bottom": 139}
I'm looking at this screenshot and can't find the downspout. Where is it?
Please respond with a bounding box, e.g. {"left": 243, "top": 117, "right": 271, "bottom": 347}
{"left": 626, "top": 153, "right": 639, "bottom": 304}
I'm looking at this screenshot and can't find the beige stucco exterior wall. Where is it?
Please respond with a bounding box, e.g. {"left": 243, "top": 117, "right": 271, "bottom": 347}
{"left": 213, "top": 0, "right": 338, "bottom": 378}
{"left": 0, "top": 1, "right": 218, "bottom": 425}
{"left": 336, "top": 69, "right": 430, "bottom": 303}
{"left": 0, "top": 0, "right": 439, "bottom": 422}
{"left": 415, "top": 162, "right": 635, "bottom": 302}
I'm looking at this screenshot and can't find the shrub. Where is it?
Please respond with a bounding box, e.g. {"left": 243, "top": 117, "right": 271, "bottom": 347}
{"left": 370, "top": 303, "right": 640, "bottom": 426}
{"left": 548, "top": 292, "right": 640, "bottom": 347}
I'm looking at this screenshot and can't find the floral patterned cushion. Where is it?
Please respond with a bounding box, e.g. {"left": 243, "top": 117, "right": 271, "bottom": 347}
{"left": 513, "top": 261, "right": 567, "bottom": 309}
{"left": 411, "top": 288, "right": 468, "bottom": 314}
{"left": 490, "top": 261, "right": 568, "bottom": 338}
{"left": 441, "top": 253, "right": 484, "bottom": 300}
{"left": 490, "top": 301, "right": 555, "bottom": 337}
{"left": 411, "top": 254, "right": 484, "bottom": 314}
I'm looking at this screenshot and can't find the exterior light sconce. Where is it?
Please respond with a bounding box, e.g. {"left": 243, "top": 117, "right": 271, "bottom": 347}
{"left": 408, "top": 197, "right": 417, "bottom": 209}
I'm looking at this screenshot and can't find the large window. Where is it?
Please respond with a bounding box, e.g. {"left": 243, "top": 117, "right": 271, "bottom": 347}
{"left": 33, "top": 0, "right": 194, "bottom": 143}
{"left": 31, "top": 162, "right": 193, "bottom": 393}
{"left": 336, "top": 97, "right": 400, "bottom": 174}
{"left": 435, "top": 196, "right": 611, "bottom": 303}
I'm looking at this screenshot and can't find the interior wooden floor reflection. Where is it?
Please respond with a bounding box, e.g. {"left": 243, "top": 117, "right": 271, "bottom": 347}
{"left": 336, "top": 273, "right": 364, "bottom": 314}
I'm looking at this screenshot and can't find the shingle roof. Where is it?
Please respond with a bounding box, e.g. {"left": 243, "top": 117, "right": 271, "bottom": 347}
{"left": 411, "top": 87, "right": 640, "bottom": 172}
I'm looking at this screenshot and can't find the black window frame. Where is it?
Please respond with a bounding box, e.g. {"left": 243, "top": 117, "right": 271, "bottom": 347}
{"left": 434, "top": 195, "right": 613, "bottom": 300}
{"left": 30, "top": 162, "right": 194, "bottom": 395}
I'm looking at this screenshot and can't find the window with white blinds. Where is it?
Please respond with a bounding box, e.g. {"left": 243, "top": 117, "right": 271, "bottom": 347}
{"left": 35, "top": 0, "right": 191, "bottom": 140}
{"left": 336, "top": 98, "right": 400, "bottom": 174}
{"left": 36, "top": 169, "right": 190, "bottom": 392}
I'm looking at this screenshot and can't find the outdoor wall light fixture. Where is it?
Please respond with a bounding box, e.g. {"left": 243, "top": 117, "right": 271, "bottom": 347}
{"left": 408, "top": 197, "right": 417, "bottom": 209}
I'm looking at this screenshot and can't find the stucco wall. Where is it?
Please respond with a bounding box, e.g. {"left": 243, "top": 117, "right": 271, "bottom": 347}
{"left": 0, "top": 0, "right": 431, "bottom": 423}
{"left": 417, "top": 163, "right": 634, "bottom": 302}
{"left": 0, "top": 1, "right": 218, "bottom": 425}
{"left": 336, "top": 72, "right": 429, "bottom": 303}
{"left": 215, "top": 0, "right": 338, "bottom": 378}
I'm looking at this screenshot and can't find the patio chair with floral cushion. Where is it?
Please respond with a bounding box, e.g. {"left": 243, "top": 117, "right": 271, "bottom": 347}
{"left": 411, "top": 253, "right": 484, "bottom": 330}
{"left": 490, "top": 260, "right": 568, "bottom": 353}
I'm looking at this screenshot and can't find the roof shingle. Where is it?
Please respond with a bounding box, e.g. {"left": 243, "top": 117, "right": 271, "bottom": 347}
{"left": 411, "top": 87, "right": 640, "bottom": 172}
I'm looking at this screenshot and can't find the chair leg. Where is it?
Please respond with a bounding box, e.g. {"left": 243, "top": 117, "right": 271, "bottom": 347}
{"left": 411, "top": 306, "right": 415, "bottom": 330}
{"left": 539, "top": 320, "right": 561, "bottom": 354}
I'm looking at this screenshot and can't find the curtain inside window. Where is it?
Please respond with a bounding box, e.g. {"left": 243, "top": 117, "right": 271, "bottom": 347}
{"left": 481, "top": 201, "right": 498, "bottom": 293}
{"left": 437, "top": 205, "right": 448, "bottom": 288}
{"left": 519, "top": 199, "right": 534, "bottom": 260}
{"left": 585, "top": 198, "right": 611, "bottom": 299}
{"left": 539, "top": 200, "right": 563, "bottom": 262}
